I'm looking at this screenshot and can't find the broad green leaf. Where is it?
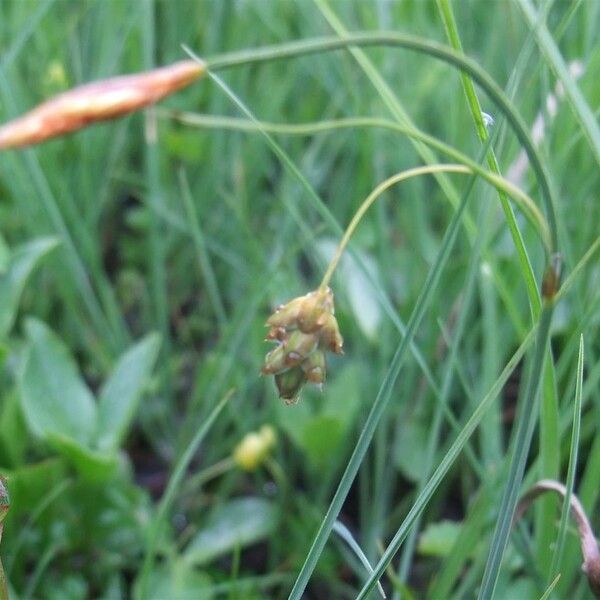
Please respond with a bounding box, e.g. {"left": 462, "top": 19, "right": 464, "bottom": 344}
{"left": 2, "top": 459, "right": 66, "bottom": 521}
{"left": 0, "top": 390, "right": 27, "bottom": 467}
{"left": 95, "top": 333, "right": 161, "bottom": 452}
{"left": 417, "top": 520, "right": 462, "bottom": 558}
{"left": 143, "top": 562, "right": 212, "bottom": 600}
{"left": 19, "top": 319, "right": 97, "bottom": 446}
{"left": 48, "top": 433, "right": 118, "bottom": 481}
{"left": 0, "top": 237, "right": 59, "bottom": 337}
{"left": 184, "top": 497, "right": 278, "bottom": 566}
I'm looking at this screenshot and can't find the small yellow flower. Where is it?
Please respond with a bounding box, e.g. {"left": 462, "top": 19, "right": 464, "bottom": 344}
{"left": 233, "top": 425, "right": 277, "bottom": 471}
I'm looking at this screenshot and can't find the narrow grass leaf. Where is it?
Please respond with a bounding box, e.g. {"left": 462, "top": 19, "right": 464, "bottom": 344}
{"left": 477, "top": 304, "right": 555, "bottom": 599}
{"left": 549, "top": 335, "right": 584, "bottom": 577}
{"left": 539, "top": 574, "right": 561, "bottom": 600}
{"left": 436, "top": 0, "right": 540, "bottom": 318}
{"left": 356, "top": 327, "right": 536, "bottom": 599}
{"left": 333, "top": 521, "right": 385, "bottom": 598}
{"left": 0, "top": 237, "right": 59, "bottom": 337}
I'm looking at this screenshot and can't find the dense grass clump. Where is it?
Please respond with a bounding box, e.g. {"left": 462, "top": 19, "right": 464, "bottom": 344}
{"left": 0, "top": 1, "right": 599, "bottom": 598}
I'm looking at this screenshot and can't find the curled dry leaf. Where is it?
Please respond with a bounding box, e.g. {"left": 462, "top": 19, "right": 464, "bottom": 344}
{"left": 514, "top": 479, "right": 600, "bottom": 598}
{"left": 0, "top": 59, "right": 206, "bottom": 149}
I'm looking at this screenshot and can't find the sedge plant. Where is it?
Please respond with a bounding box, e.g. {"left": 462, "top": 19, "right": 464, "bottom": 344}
{"left": 1, "top": 3, "right": 599, "bottom": 599}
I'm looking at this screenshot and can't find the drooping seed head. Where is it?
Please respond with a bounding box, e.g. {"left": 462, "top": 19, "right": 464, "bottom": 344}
{"left": 262, "top": 286, "right": 343, "bottom": 402}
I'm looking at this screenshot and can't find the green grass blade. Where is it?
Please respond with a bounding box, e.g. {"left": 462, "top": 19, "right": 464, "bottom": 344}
{"left": 539, "top": 574, "right": 561, "bottom": 600}
{"left": 332, "top": 521, "right": 385, "bottom": 599}
{"left": 205, "top": 31, "right": 558, "bottom": 250}
{"left": 436, "top": 0, "right": 540, "bottom": 318}
{"left": 397, "top": 196, "right": 490, "bottom": 581}
{"left": 477, "top": 303, "right": 555, "bottom": 599}
{"left": 549, "top": 335, "right": 584, "bottom": 578}
{"left": 142, "top": 0, "right": 172, "bottom": 395}
{"left": 289, "top": 161, "right": 488, "bottom": 599}
{"left": 356, "top": 327, "right": 537, "bottom": 599}
{"left": 178, "top": 168, "right": 227, "bottom": 328}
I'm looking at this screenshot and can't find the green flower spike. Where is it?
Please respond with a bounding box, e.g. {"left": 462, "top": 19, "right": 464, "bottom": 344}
{"left": 262, "top": 287, "right": 343, "bottom": 403}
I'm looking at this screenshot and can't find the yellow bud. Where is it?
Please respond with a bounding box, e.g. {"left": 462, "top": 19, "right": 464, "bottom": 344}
{"left": 233, "top": 425, "right": 277, "bottom": 471}
{"left": 234, "top": 434, "right": 264, "bottom": 471}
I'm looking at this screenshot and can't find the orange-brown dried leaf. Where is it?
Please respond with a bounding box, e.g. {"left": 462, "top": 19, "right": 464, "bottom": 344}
{"left": 0, "top": 60, "right": 205, "bottom": 149}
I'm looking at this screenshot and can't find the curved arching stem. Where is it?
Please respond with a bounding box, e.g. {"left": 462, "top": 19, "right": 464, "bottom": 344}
{"left": 199, "top": 32, "right": 559, "bottom": 257}
{"left": 317, "top": 163, "right": 545, "bottom": 291}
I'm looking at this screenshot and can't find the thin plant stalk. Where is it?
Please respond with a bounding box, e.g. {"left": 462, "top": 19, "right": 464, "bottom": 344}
{"left": 549, "top": 335, "right": 584, "bottom": 578}
{"left": 477, "top": 301, "right": 555, "bottom": 598}
{"left": 319, "top": 164, "right": 471, "bottom": 290}
{"left": 438, "top": 0, "right": 560, "bottom": 579}
{"left": 202, "top": 32, "right": 559, "bottom": 252}
{"left": 136, "top": 390, "right": 232, "bottom": 599}
{"left": 162, "top": 110, "right": 550, "bottom": 257}
{"left": 436, "top": 0, "right": 540, "bottom": 320}
{"left": 355, "top": 327, "right": 538, "bottom": 598}
{"left": 289, "top": 154, "right": 487, "bottom": 599}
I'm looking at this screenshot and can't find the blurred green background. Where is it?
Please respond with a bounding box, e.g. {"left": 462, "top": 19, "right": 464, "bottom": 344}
{"left": 0, "top": 0, "right": 599, "bottom": 598}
